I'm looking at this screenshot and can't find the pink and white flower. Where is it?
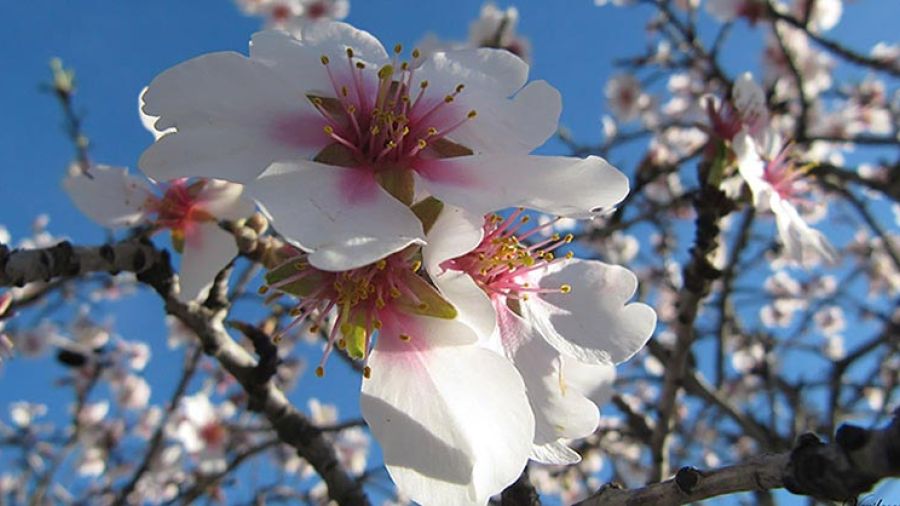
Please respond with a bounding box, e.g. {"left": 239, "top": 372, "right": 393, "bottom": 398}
{"left": 236, "top": 0, "right": 349, "bottom": 27}
{"left": 423, "top": 206, "right": 656, "bottom": 463}
{"left": 174, "top": 393, "right": 234, "bottom": 474}
{"left": 262, "top": 245, "right": 535, "bottom": 505}
{"left": 139, "top": 22, "right": 628, "bottom": 271}
{"left": 64, "top": 166, "right": 255, "bottom": 301}
{"left": 733, "top": 132, "right": 837, "bottom": 266}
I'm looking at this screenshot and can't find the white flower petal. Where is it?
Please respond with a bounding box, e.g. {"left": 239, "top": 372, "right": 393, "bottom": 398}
{"left": 139, "top": 52, "right": 325, "bottom": 182}
{"left": 523, "top": 259, "right": 656, "bottom": 365}
{"left": 63, "top": 165, "right": 153, "bottom": 229}
{"left": 138, "top": 87, "right": 173, "bottom": 141}
{"left": 419, "top": 47, "right": 529, "bottom": 99}
{"left": 361, "top": 332, "right": 533, "bottom": 506}
{"left": 418, "top": 154, "right": 629, "bottom": 218}
{"left": 531, "top": 441, "right": 581, "bottom": 465}
{"left": 448, "top": 80, "right": 562, "bottom": 154}
{"left": 178, "top": 222, "right": 238, "bottom": 302}
{"left": 248, "top": 161, "right": 425, "bottom": 271}
{"left": 195, "top": 179, "right": 256, "bottom": 221}
{"left": 422, "top": 204, "right": 484, "bottom": 271}
{"left": 770, "top": 195, "right": 838, "bottom": 265}
{"left": 497, "top": 305, "right": 600, "bottom": 447}
{"left": 292, "top": 21, "right": 389, "bottom": 67}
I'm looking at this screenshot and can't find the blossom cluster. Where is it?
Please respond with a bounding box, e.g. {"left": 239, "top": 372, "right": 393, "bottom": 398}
{"left": 68, "top": 19, "right": 657, "bottom": 504}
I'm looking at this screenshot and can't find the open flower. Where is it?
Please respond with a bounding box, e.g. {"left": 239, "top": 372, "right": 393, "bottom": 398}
{"left": 64, "top": 166, "right": 255, "bottom": 301}
{"left": 174, "top": 393, "right": 234, "bottom": 474}
{"left": 423, "top": 206, "right": 656, "bottom": 462}
{"left": 139, "top": 21, "right": 628, "bottom": 271}
{"left": 733, "top": 132, "right": 837, "bottom": 266}
{"left": 261, "top": 245, "right": 534, "bottom": 505}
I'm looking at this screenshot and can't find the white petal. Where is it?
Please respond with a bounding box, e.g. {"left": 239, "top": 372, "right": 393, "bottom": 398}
{"left": 138, "top": 87, "right": 173, "bottom": 141}
{"left": 531, "top": 441, "right": 581, "bottom": 465}
{"left": 422, "top": 204, "right": 484, "bottom": 271}
{"left": 178, "top": 222, "right": 238, "bottom": 302}
{"left": 733, "top": 131, "right": 768, "bottom": 205}
{"left": 496, "top": 305, "right": 600, "bottom": 446}
{"left": 418, "top": 48, "right": 529, "bottom": 99}
{"left": 418, "top": 154, "right": 629, "bottom": 218}
{"left": 247, "top": 161, "right": 425, "bottom": 271}
{"left": 250, "top": 30, "right": 333, "bottom": 96}
{"left": 448, "top": 81, "right": 562, "bottom": 154}
{"left": 770, "top": 195, "right": 838, "bottom": 266}
{"left": 424, "top": 206, "right": 496, "bottom": 340}
{"left": 63, "top": 165, "right": 153, "bottom": 229}
{"left": 139, "top": 52, "right": 325, "bottom": 182}
{"left": 292, "top": 21, "right": 389, "bottom": 67}
{"left": 561, "top": 356, "right": 616, "bottom": 407}
{"left": 523, "top": 259, "right": 656, "bottom": 365}
{"left": 195, "top": 179, "right": 256, "bottom": 221}
{"left": 361, "top": 333, "right": 533, "bottom": 506}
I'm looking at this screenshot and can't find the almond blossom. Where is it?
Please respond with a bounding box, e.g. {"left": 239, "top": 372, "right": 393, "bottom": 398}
{"left": 174, "top": 393, "right": 235, "bottom": 474}
{"left": 423, "top": 206, "right": 656, "bottom": 463}
{"left": 139, "top": 22, "right": 628, "bottom": 271}
{"left": 733, "top": 132, "right": 837, "bottom": 266}
{"left": 64, "top": 165, "right": 255, "bottom": 301}
{"left": 236, "top": 0, "right": 349, "bottom": 28}
{"left": 260, "top": 244, "right": 535, "bottom": 505}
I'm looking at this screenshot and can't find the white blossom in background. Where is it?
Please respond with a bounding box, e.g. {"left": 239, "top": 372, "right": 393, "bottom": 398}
{"left": 763, "top": 26, "right": 833, "bottom": 97}
{"left": 116, "top": 374, "right": 151, "bottom": 410}
{"left": 467, "top": 3, "right": 531, "bottom": 60}
{"left": 605, "top": 74, "right": 652, "bottom": 123}
{"left": 733, "top": 132, "right": 837, "bottom": 266}
{"left": 236, "top": 0, "right": 348, "bottom": 28}
{"left": 10, "top": 402, "right": 47, "bottom": 429}
{"left": 140, "top": 21, "right": 625, "bottom": 271}
{"left": 174, "top": 393, "right": 235, "bottom": 474}
{"left": 64, "top": 165, "right": 255, "bottom": 301}
{"left": 790, "top": 0, "right": 842, "bottom": 33}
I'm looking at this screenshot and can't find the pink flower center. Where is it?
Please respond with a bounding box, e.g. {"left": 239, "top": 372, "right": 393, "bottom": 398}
{"left": 271, "top": 4, "right": 293, "bottom": 21}
{"left": 762, "top": 144, "right": 812, "bottom": 201}
{"left": 261, "top": 247, "right": 450, "bottom": 378}
{"left": 143, "top": 179, "right": 214, "bottom": 243}
{"left": 199, "top": 421, "right": 226, "bottom": 448}
{"left": 305, "top": 1, "right": 327, "bottom": 19}
{"left": 312, "top": 47, "right": 477, "bottom": 177}
{"left": 442, "top": 210, "right": 574, "bottom": 302}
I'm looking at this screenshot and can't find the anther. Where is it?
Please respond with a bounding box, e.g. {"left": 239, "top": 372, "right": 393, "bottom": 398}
{"left": 394, "top": 43, "right": 403, "bottom": 54}
{"left": 399, "top": 334, "right": 411, "bottom": 341}
{"left": 456, "top": 84, "right": 465, "bottom": 93}
{"left": 412, "top": 48, "right": 421, "bottom": 59}
{"left": 356, "top": 62, "right": 365, "bottom": 69}
{"left": 337, "top": 338, "right": 347, "bottom": 350}
{"left": 444, "top": 95, "right": 454, "bottom": 103}
{"left": 290, "top": 308, "right": 302, "bottom": 316}
{"left": 320, "top": 55, "right": 330, "bottom": 65}
{"left": 564, "top": 233, "right": 574, "bottom": 243}
{"left": 363, "top": 366, "right": 372, "bottom": 379}
{"left": 411, "top": 260, "right": 422, "bottom": 272}
{"left": 467, "top": 110, "right": 478, "bottom": 119}
{"left": 346, "top": 48, "right": 354, "bottom": 58}
{"left": 560, "top": 284, "right": 572, "bottom": 294}
{"left": 258, "top": 285, "right": 269, "bottom": 294}
{"left": 420, "top": 80, "right": 429, "bottom": 89}
{"left": 323, "top": 125, "right": 335, "bottom": 134}
{"left": 376, "top": 259, "right": 387, "bottom": 270}
{"left": 309, "top": 325, "right": 320, "bottom": 333}
{"left": 315, "top": 366, "right": 325, "bottom": 377}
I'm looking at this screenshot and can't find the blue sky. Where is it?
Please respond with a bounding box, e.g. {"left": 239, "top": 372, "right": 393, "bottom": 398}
{"left": 1, "top": 0, "right": 898, "bottom": 503}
